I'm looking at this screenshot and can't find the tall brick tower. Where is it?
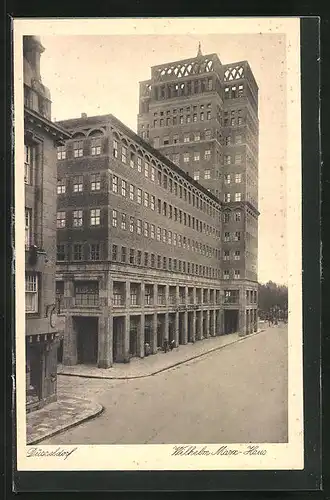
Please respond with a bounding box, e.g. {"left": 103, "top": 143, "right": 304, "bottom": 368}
{"left": 137, "top": 44, "right": 259, "bottom": 333}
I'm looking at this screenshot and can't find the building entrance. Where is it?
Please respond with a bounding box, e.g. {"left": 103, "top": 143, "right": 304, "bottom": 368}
{"left": 75, "top": 317, "right": 98, "bottom": 364}
{"left": 224, "top": 310, "right": 239, "bottom": 334}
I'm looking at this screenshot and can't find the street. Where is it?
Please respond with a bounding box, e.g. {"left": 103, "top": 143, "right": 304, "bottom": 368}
{"left": 42, "top": 326, "right": 288, "bottom": 444}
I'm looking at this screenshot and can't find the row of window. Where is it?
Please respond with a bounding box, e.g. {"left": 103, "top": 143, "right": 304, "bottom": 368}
{"left": 224, "top": 193, "right": 242, "bottom": 202}
{"left": 57, "top": 243, "right": 101, "bottom": 261}
{"left": 111, "top": 210, "right": 220, "bottom": 257}
{"left": 57, "top": 209, "right": 101, "bottom": 228}
{"left": 111, "top": 183, "right": 221, "bottom": 238}
{"left": 111, "top": 172, "right": 220, "bottom": 227}
{"left": 153, "top": 110, "right": 213, "bottom": 128}
{"left": 112, "top": 137, "right": 221, "bottom": 217}
{"left": 57, "top": 174, "right": 101, "bottom": 195}
{"left": 153, "top": 103, "right": 212, "bottom": 118}
{"left": 163, "top": 151, "right": 243, "bottom": 168}
{"left": 111, "top": 244, "right": 223, "bottom": 279}
{"left": 153, "top": 129, "right": 215, "bottom": 147}
{"left": 154, "top": 78, "right": 215, "bottom": 101}
{"left": 57, "top": 136, "right": 102, "bottom": 160}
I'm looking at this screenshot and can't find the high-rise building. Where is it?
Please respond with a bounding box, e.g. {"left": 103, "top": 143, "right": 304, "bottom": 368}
{"left": 24, "top": 36, "right": 70, "bottom": 411}
{"left": 137, "top": 44, "right": 259, "bottom": 294}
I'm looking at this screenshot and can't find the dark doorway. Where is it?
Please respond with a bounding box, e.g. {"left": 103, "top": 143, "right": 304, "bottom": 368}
{"left": 57, "top": 339, "right": 63, "bottom": 363}
{"left": 178, "top": 312, "right": 185, "bottom": 345}
{"left": 157, "top": 315, "right": 165, "bottom": 347}
{"left": 129, "top": 317, "right": 138, "bottom": 357}
{"left": 168, "top": 314, "right": 175, "bottom": 343}
{"left": 188, "top": 312, "right": 194, "bottom": 342}
{"left": 224, "top": 309, "right": 239, "bottom": 334}
{"left": 75, "top": 317, "right": 98, "bottom": 364}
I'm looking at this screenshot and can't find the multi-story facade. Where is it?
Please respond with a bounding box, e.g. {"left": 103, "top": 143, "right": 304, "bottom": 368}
{"left": 55, "top": 113, "right": 257, "bottom": 369}
{"left": 137, "top": 46, "right": 259, "bottom": 336}
{"left": 24, "top": 36, "right": 71, "bottom": 411}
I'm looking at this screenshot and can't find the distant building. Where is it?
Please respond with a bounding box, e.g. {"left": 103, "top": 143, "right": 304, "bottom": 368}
{"left": 55, "top": 109, "right": 258, "bottom": 369}
{"left": 24, "top": 35, "right": 70, "bottom": 411}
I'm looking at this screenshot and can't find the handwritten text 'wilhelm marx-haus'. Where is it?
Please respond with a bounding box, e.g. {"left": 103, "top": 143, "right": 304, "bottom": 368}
{"left": 172, "top": 445, "right": 267, "bottom": 456}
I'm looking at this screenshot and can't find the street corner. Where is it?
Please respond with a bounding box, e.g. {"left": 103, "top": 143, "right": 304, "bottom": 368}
{"left": 26, "top": 393, "right": 104, "bottom": 445}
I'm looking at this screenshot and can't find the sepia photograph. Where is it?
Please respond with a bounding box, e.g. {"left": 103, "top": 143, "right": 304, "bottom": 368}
{"left": 14, "top": 17, "right": 304, "bottom": 472}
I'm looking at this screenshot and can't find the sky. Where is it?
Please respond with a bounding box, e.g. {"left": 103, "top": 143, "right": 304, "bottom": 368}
{"left": 38, "top": 33, "right": 287, "bottom": 284}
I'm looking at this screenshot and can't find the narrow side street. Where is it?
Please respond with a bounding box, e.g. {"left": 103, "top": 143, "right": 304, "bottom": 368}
{"left": 39, "top": 326, "right": 288, "bottom": 445}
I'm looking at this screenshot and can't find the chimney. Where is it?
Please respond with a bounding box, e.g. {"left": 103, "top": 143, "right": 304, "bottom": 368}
{"left": 81, "top": 113, "right": 87, "bottom": 118}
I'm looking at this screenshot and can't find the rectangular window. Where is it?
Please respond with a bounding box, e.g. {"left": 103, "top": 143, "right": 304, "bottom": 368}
{"left": 74, "top": 281, "right": 99, "bottom": 306}
{"left": 129, "top": 184, "right": 134, "bottom": 200}
{"left": 193, "top": 152, "right": 200, "bottom": 162}
{"left": 235, "top": 211, "right": 241, "bottom": 221}
{"left": 112, "top": 244, "right": 118, "bottom": 261}
{"left": 223, "top": 250, "right": 230, "bottom": 261}
{"left": 137, "top": 219, "right": 142, "bottom": 235}
{"left": 113, "top": 139, "right": 118, "bottom": 158}
{"left": 234, "top": 270, "right": 240, "bottom": 279}
{"left": 234, "top": 250, "right": 241, "bottom": 260}
{"left": 234, "top": 231, "right": 241, "bottom": 241}
{"left": 121, "top": 246, "right": 127, "bottom": 263}
{"left": 149, "top": 195, "right": 155, "bottom": 211}
{"left": 224, "top": 232, "right": 230, "bottom": 242}
{"left": 73, "top": 141, "right": 83, "bottom": 158}
{"left": 172, "top": 154, "right": 180, "bottom": 165}
{"left": 112, "top": 175, "right": 118, "bottom": 193}
{"left": 223, "top": 270, "right": 230, "bottom": 279}
{"left": 183, "top": 153, "right": 190, "bottom": 163}
{"left": 137, "top": 251, "right": 142, "bottom": 265}
{"left": 129, "top": 248, "right": 135, "bottom": 264}
{"left": 90, "top": 209, "right": 101, "bottom": 226}
{"left": 235, "top": 173, "right": 242, "bottom": 183}
{"left": 200, "top": 112, "right": 204, "bottom": 121}
{"left": 238, "top": 117, "right": 243, "bottom": 125}
{"left": 25, "top": 208, "right": 32, "bottom": 247}
{"left": 56, "top": 244, "right": 66, "bottom": 261}
{"left": 150, "top": 224, "right": 155, "bottom": 239}
{"left": 91, "top": 137, "right": 101, "bottom": 156}
{"left": 207, "top": 111, "right": 211, "bottom": 120}
{"left": 168, "top": 230, "right": 172, "bottom": 245}
{"left": 137, "top": 188, "right": 142, "bottom": 204}
{"left": 57, "top": 145, "right": 66, "bottom": 160}
{"left": 128, "top": 216, "right": 134, "bottom": 233}
{"left": 73, "top": 176, "right": 83, "bottom": 192}
{"left": 173, "top": 233, "right": 177, "bottom": 246}
{"left": 144, "top": 192, "right": 149, "bottom": 208}
{"left": 57, "top": 211, "right": 66, "bottom": 228}
{"left": 90, "top": 173, "right": 101, "bottom": 191}
{"left": 144, "top": 162, "right": 149, "bottom": 177}
{"left": 130, "top": 152, "right": 135, "bottom": 168}
{"left": 236, "top": 134, "right": 242, "bottom": 144}
{"left": 121, "top": 179, "right": 127, "bottom": 197}
{"left": 235, "top": 154, "right": 242, "bottom": 164}
{"left": 224, "top": 155, "right": 231, "bottom": 165}
{"left": 162, "top": 228, "right": 167, "bottom": 243}
{"left": 73, "top": 210, "right": 83, "bottom": 227}
{"left": 144, "top": 252, "right": 149, "bottom": 267}
{"left": 25, "top": 273, "right": 38, "bottom": 313}
{"left": 151, "top": 167, "right": 155, "bottom": 181}
{"left": 224, "top": 193, "right": 231, "bottom": 202}
{"left": 184, "top": 133, "right": 190, "bottom": 143}
{"left": 24, "top": 144, "right": 33, "bottom": 184}
{"left": 204, "top": 170, "right": 211, "bottom": 179}
{"left": 112, "top": 209, "right": 117, "bottom": 227}
{"left": 121, "top": 213, "right": 127, "bottom": 230}
{"left": 235, "top": 193, "right": 242, "bottom": 202}
{"left": 224, "top": 174, "right": 231, "bottom": 184}
{"left": 163, "top": 257, "right": 167, "bottom": 270}
{"left": 137, "top": 157, "right": 142, "bottom": 172}
{"left": 90, "top": 243, "right": 100, "bottom": 260}
{"left": 73, "top": 244, "right": 83, "bottom": 261}
{"left": 144, "top": 222, "right": 149, "bottom": 237}
{"left": 223, "top": 212, "right": 230, "bottom": 223}
{"left": 204, "top": 150, "right": 211, "bottom": 160}
{"left": 121, "top": 146, "right": 127, "bottom": 164}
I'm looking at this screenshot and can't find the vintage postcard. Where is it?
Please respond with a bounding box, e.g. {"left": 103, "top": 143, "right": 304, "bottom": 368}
{"left": 14, "top": 17, "right": 303, "bottom": 473}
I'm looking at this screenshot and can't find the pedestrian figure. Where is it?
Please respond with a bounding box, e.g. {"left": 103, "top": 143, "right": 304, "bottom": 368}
{"left": 145, "top": 342, "right": 151, "bottom": 356}
{"left": 169, "top": 339, "right": 175, "bottom": 351}
{"left": 163, "top": 338, "right": 169, "bottom": 353}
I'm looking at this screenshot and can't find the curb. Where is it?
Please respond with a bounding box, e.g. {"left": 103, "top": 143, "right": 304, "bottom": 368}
{"left": 27, "top": 403, "right": 104, "bottom": 445}
{"left": 59, "top": 328, "right": 265, "bottom": 381}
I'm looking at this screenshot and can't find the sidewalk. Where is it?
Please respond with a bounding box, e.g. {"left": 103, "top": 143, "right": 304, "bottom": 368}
{"left": 58, "top": 329, "right": 264, "bottom": 380}
{"left": 26, "top": 393, "right": 103, "bottom": 445}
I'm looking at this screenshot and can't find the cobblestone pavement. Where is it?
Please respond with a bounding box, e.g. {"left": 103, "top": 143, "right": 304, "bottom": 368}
{"left": 58, "top": 330, "right": 264, "bottom": 379}
{"left": 26, "top": 393, "right": 103, "bottom": 445}
{"left": 42, "top": 325, "right": 288, "bottom": 445}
